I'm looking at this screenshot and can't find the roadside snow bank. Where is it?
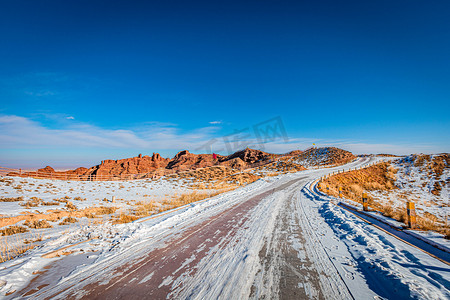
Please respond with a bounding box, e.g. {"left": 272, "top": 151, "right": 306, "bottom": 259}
{"left": 318, "top": 201, "right": 450, "bottom": 299}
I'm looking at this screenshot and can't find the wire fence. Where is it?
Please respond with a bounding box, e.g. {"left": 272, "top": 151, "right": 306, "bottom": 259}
{"left": 0, "top": 166, "right": 165, "bottom": 182}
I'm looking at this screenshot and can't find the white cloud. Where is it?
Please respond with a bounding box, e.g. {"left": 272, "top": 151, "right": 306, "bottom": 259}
{"left": 209, "top": 121, "right": 222, "bottom": 125}
{"left": 66, "top": 116, "right": 75, "bottom": 120}
{"left": 0, "top": 115, "right": 218, "bottom": 151}
{"left": 0, "top": 114, "right": 446, "bottom": 168}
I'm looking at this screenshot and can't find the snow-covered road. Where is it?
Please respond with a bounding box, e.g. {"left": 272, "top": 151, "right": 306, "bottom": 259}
{"left": 3, "top": 157, "right": 450, "bottom": 299}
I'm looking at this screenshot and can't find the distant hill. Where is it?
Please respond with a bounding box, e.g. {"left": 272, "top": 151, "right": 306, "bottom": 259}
{"left": 14, "top": 147, "right": 356, "bottom": 179}
{"left": 286, "top": 147, "right": 356, "bottom": 167}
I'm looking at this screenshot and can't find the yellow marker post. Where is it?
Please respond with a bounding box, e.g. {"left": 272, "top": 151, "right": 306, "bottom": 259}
{"left": 362, "top": 192, "right": 368, "bottom": 211}
{"left": 406, "top": 202, "right": 416, "bottom": 228}
{"left": 338, "top": 186, "right": 342, "bottom": 198}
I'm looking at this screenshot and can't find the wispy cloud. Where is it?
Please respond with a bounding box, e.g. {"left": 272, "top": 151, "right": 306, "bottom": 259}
{"left": 0, "top": 115, "right": 218, "bottom": 150}
{"left": 209, "top": 120, "right": 222, "bottom": 125}
{"left": 24, "top": 90, "right": 56, "bottom": 97}
{"left": 0, "top": 114, "right": 445, "bottom": 168}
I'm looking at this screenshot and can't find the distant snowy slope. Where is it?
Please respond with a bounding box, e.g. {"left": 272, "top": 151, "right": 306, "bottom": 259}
{"left": 288, "top": 147, "right": 356, "bottom": 167}
{"left": 373, "top": 153, "right": 450, "bottom": 222}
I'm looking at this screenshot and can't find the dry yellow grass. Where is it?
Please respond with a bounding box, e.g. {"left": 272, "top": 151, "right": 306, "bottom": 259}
{"left": 133, "top": 200, "right": 156, "bottom": 216}
{"left": 0, "top": 206, "right": 119, "bottom": 231}
{"left": 0, "top": 225, "right": 29, "bottom": 236}
{"left": 114, "top": 214, "right": 140, "bottom": 224}
{"left": 159, "top": 191, "right": 222, "bottom": 211}
{"left": 320, "top": 162, "right": 449, "bottom": 237}
{"left": 0, "top": 239, "right": 35, "bottom": 263}
{"left": 0, "top": 230, "right": 44, "bottom": 262}
{"left": 115, "top": 189, "right": 234, "bottom": 225}
{"left": 320, "top": 162, "right": 396, "bottom": 207}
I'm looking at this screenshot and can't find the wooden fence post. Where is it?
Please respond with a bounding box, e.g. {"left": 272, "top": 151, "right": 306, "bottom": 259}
{"left": 362, "top": 192, "right": 368, "bottom": 211}
{"left": 406, "top": 202, "right": 416, "bottom": 228}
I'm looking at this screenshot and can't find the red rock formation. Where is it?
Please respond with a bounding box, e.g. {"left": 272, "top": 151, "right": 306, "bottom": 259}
{"left": 23, "top": 147, "right": 355, "bottom": 179}
{"left": 166, "top": 150, "right": 222, "bottom": 171}
{"left": 166, "top": 148, "right": 271, "bottom": 171}
{"left": 224, "top": 148, "right": 270, "bottom": 165}
{"left": 220, "top": 157, "right": 246, "bottom": 169}
{"left": 87, "top": 154, "right": 170, "bottom": 176}
{"left": 37, "top": 166, "right": 55, "bottom": 173}
{"left": 20, "top": 165, "right": 88, "bottom": 179}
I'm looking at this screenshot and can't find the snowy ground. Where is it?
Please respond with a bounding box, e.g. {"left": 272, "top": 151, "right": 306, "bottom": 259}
{"left": 0, "top": 174, "right": 215, "bottom": 265}
{"left": 370, "top": 154, "right": 449, "bottom": 223}
{"left": 1, "top": 156, "right": 449, "bottom": 299}
{"left": 0, "top": 176, "right": 197, "bottom": 217}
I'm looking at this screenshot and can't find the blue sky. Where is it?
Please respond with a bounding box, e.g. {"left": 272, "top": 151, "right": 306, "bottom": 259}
{"left": 1, "top": 0, "right": 449, "bottom": 168}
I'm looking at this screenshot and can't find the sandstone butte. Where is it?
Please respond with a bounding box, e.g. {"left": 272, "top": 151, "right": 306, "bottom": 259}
{"left": 15, "top": 147, "right": 355, "bottom": 179}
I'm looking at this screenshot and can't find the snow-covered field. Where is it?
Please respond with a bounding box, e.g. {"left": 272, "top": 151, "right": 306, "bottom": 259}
{"left": 0, "top": 174, "right": 221, "bottom": 267}
{"left": 0, "top": 176, "right": 197, "bottom": 217}
{"left": 1, "top": 156, "right": 449, "bottom": 299}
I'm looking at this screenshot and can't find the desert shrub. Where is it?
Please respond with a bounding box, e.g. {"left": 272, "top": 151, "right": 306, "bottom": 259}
{"left": 0, "top": 196, "right": 24, "bottom": 202}
{"left": 24, "top": 219, "right": 53, "bottom": 229}
{"left": 65, "top": 201, "right": 77, "bottom": 210}
{"left": 393, "top": 209, "right": 407, "bottom": 223}
{"left": 84, "top": 212, "right": 96, "bottom": 218}
{"left": 444, "top": 230, "right": 450, "bottom": 240}
{"left": 382, "top": 205, "right": 394, "bottom": 218}
{"left": 59, "top": 217, "right": 78, "bottom": 225}
{"left": 54, "top": 197, "right": 68, "bottom": 203}
{"left": 0, "top": 178, "right": 14, "bottom": 184}
{"left": 42, "top": 201, "right": 60, "bottom": 206}
{"left": 431, "top": 181, "right": 443, "bottom": 196}
{"left": 0, "top": 225, "right": 28, "bottom": 236}
{"left": 20, "top": 197, "right": 42, "bottom": 208}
